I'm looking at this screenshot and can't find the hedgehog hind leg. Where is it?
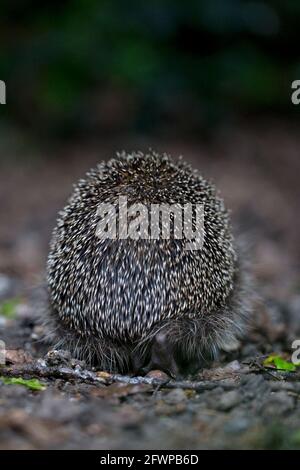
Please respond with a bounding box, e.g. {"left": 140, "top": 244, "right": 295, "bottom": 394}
{"left": 135, "top": 255, "right": 253, "bottom": 377}
{"left": 133, "top": 306, "right": 247, "bottom": 377}
{"left": 132, "top": 331, "right": 180, "bottom": 378}
{"left": 133, "top": 320, "right": 211, "bottom": 377}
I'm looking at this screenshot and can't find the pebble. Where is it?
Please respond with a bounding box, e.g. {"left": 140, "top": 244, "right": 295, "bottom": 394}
{"left": 45, "top": 349, "right": 72, "bottom": 367}
{"left": 224, "top": 415, "right": 251, "bottom": 434}
{"left": 241, "top": 374, "right": 269, "bottom": 400}
{"left": 145, "top": 369, "right": 170, "bottom": 381}
{"left": 215, "top": 390, "right": 241, "bottom": 411}
{"left": 260, "top": 391, "right": 295, "bottom": 416}
{"left": 0, "top": 316, "right": 7, "bottom": 328}
{"left": 164, "top": 388, "right": 187, "bottom": 405}
{"left": 0, "top": 274, "right": 12, "bottom": 299}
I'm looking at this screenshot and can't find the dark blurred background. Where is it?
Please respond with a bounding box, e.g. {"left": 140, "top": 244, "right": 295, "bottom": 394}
{"left": 0, "top": 0, "right": 299, "bottom": 297}
{"left": 0, "top": 0, "right": 300, "bottom": 140}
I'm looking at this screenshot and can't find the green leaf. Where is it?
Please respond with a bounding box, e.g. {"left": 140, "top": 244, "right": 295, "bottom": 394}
{"left": 0, "top": 376, "right": 46, "bottom": 391}
{"left": 263, "top": 355, "right": 297, "bottom": 372}
{"left": 0, "top": 298, "right": 20, "bottom": 318}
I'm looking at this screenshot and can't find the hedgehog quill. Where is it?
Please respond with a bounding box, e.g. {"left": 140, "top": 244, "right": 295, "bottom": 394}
{"left": 46, "top": 151, "right": 252, "bottom": 375}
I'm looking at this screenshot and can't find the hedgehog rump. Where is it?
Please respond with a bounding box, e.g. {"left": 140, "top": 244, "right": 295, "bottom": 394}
{"left": 45, "top": 250, "right": 250, "bottom": 375}
{"left": 46, "top": 151, "right": 251, "bottom": 374}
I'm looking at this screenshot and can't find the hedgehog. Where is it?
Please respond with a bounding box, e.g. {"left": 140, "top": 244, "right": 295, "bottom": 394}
{"left": 46, "top": 151, "right": 251, "bottom": 375}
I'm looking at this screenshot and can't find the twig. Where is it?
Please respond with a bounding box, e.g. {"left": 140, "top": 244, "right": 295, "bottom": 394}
{"left": 1, "top": 363, "right": 106, "bottom": 384}
{"left": 0, "top": 362, "right": 238, "bottom": 392}
{"left": 250, "top": 359, "right": 283, "bottom": 381}
{"left": 245, "top": 357, "right": 300, "bottom": 382}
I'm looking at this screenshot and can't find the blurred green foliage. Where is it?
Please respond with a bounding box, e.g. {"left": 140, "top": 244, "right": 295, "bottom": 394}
{"left": 0, "top": 298, "right": 20, "bottom": 318}
{"left": 0, "top": 0, "right": 299, "bottom": 138}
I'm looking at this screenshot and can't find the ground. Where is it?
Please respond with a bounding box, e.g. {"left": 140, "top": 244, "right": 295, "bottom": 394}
{"left": 0, "top": 121, "right": 299, "bottom": 449}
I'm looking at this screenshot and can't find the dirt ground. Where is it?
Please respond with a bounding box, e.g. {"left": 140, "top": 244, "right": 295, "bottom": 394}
{"left": 0, "top": 121, "right": 300, "bottom": 449}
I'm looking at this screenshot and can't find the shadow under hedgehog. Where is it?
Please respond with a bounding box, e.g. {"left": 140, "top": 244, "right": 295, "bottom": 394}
{"left": 46, "top": 151, "right": 252, "bottom": 376}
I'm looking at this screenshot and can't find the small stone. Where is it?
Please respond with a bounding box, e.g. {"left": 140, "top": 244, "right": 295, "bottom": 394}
{"left": 145, "top": 369, "right": 170, "bottom": 381}
{"left": 35, "top": 391, "right": 82, "bottom": 422}
{"left": 226, "top": 360, "right": 241, "bottom": 372}
{"left": 15, "top": 303, "right": 32, "bottom": 320}
{"left": 0, "top": 274, "right": 12, "bottom": 299}
{"left": 164, "top": 388, "right": 187, "bottom": 405}
{"left": 5, "top": 349, "right": 33, "bottom": 365}
{"left": 215, "top": 390, "right": 241, "bottom": 411}
{"left": 31, "top": 325, "right": 44, "bottom": 341}
{"left": 241, "top": 374, "right": 269, "bottom": 400}
{"left": 260, "top": 391, "right": 295, "bottom": 416}
{"left": 45, "top": 349, "right": 72, "bottom": 367}
{"left": 224, "top": 415, "right": 251, "bottom": 434}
